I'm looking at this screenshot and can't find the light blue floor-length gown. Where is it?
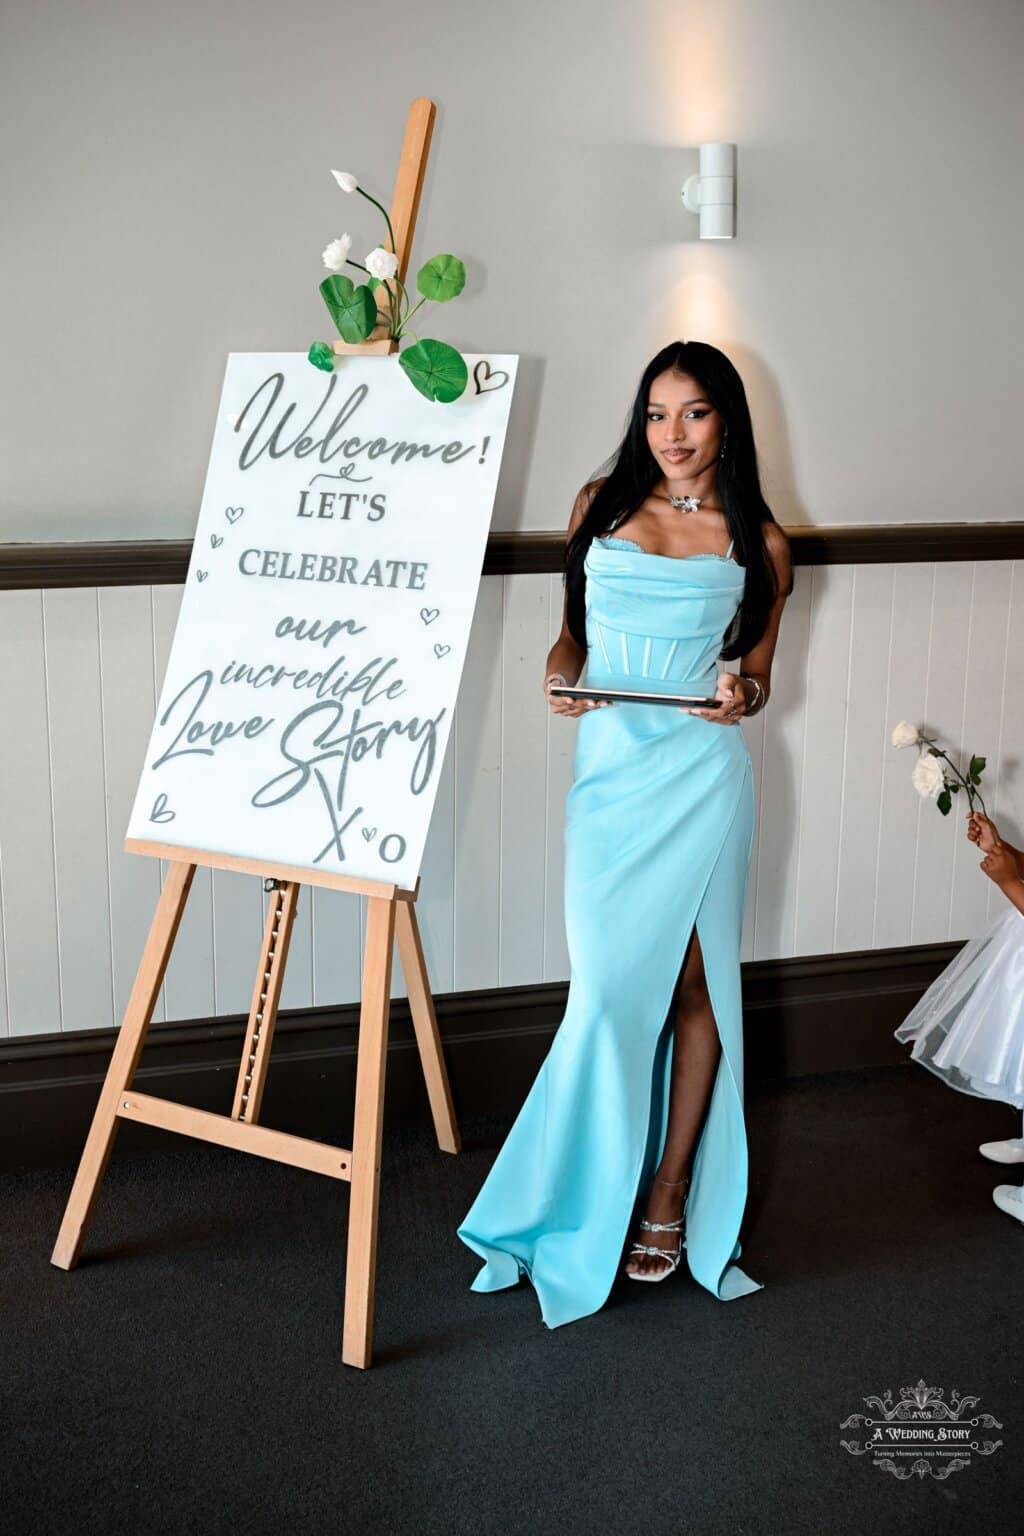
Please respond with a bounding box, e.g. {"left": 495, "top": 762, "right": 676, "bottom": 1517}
{"left": 456, "top": 529, "right": 765, "bottom": 1328}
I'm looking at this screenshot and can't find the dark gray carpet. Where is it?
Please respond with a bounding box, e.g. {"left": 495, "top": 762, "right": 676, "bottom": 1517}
{"left": 1, "top": 1063, "right": 1020, "bottom": 1536}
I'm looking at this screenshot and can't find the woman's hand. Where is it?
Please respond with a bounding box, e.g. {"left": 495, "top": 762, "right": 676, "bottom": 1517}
{"left": 680, "top": 671, "right": 747, "bottom": 725}
{"left": 979, "top": 843, "right": 1020, "bottom": 888}
{"left": 967, "top": 810, "right": 1001, "bottom": 854}
{"left": 543, "top": 673, "right": 613, "bottom": 717}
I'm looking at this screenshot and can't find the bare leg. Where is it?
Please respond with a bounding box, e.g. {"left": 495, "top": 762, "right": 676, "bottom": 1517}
{"left": 624, "top": 925, "right": 722, "bottom": 1277}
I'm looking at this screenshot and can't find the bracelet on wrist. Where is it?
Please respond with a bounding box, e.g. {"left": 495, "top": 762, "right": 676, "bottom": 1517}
{"left": 740, "top": 673, "right": 766, "bottom": 713}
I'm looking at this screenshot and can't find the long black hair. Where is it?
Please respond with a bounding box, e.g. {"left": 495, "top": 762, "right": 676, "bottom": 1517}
{"left": 564, "top": 340, "right": 791, "bottom": 660}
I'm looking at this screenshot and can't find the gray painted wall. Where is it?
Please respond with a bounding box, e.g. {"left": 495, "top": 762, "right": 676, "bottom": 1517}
{"left": 2, "top": 0, "right": 1021, "bottom": 540}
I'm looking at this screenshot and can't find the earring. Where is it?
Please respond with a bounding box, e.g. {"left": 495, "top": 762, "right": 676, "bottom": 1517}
{"left": 719, "top": 430, "right": 729, "bottom": 460}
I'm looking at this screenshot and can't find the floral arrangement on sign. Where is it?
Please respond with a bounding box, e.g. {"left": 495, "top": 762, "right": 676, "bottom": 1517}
{"left": 891, "top": 720, "right": 988, "bottom": 817}
{"left": 307, "top": 169, "right": 468, "bottom": 403}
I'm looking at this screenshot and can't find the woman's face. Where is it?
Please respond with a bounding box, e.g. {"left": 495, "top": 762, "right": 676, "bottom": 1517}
{"left": 644, "top": 370, "right": 723, "bottom": 489}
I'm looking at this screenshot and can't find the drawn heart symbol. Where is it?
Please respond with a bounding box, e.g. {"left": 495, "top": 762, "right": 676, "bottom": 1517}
{"left": 362, "top": 826, "right": 377, "bottom": 842}
{"left": 473, "top": 360, "right": 510, "bottom": 394}
{"left": 419, "top": 607, "right": 440, "bottom": 626}
{"left": 210, "top": 534, "right": 223, "bottom": 548}
{"left": 224, "top": 506, "right": 245, "bottom": 524}
{"left": 150, "top": 792, "right": 176, "bottom": 824}
{"left": 433, "top": 642, "right": 451, "bottom": 658}
{"left": 196, "top": 570, "right": 208, "bottom": 582}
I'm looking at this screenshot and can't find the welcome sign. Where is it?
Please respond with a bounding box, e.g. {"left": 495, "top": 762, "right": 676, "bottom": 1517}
{"left": 126, "top": 351, "right": 518, "bottom": 888}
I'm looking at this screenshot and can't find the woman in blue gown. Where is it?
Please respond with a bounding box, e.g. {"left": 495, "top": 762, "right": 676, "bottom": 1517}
{"left": 457, "top": 340, "right": 794, "bottom": 1328}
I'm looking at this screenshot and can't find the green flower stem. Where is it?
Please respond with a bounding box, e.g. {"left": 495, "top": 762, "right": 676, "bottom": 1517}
{"left": 391, "top": 274, "right": 410, "bottom": 322}
{"left": 384, "top": 279, "right": 398, "bottom": 337}
{"left": 345, "top": 259, "right": 370, "bottom": 273}
{"left": 391, "top": 274, "right": 418, "bottom": 332}
{"left": 356, "top": 187, "right": 398, "bottom": 258}
{"left": 394, "top": 295, "right": 428, "bottom": 339}
{"left": 389, "top": 275, "right": 433, "bottom": 341}
{"left": 920, "top": 736, "right": 988, "bottom": 816}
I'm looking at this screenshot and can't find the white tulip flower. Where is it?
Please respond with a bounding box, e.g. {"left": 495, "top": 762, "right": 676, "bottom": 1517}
{"left": 891, "top": 721, "right": 922, "bottom": 749}
{"left": 911, "top": 755, "right": 944, "bottom": 799}
{"left": 365, "top": 246, "right": 399, "bottom": 281}
{"left": 322, "top": 233, "right": 352, "bottom": 272}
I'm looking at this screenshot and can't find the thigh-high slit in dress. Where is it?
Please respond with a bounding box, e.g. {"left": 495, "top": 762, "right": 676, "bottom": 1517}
{"left": 456, "top": 531, "right": 764, "bottom": 1328}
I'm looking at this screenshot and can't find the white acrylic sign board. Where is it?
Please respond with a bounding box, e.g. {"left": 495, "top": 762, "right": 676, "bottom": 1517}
{"left": 127, "top": 351, "right": 518, "bottom": 888}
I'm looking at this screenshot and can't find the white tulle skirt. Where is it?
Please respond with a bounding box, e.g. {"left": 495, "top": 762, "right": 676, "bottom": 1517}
{"left": 895, "top": 904, "right": 1024, "bottom": 1109}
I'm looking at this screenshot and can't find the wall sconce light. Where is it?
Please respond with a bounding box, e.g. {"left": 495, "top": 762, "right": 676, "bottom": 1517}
{"left": 681, "top": 143, "right": 736, "bottom": 239}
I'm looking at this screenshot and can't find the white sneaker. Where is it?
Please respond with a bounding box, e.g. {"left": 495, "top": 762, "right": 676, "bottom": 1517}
{"left": 979, "top": 1137, "right": 1024, "bottom": 1164}
{"left": 992, "top": 1184, "right": 1024, "bottom": 1223}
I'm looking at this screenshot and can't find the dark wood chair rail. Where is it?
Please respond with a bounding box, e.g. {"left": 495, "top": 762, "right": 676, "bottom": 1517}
{"left": 1, "top": 523, "right": 1022, "bottom": 590}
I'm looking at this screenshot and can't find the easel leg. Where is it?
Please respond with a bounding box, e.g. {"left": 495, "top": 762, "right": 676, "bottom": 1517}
{"left": 395, "top": 901, "right": 460, "bottom": 1155}
{"left": 342, "top": 894, "right": 396, "bottom": 1368}
{"left": 51, "top": 860, "right": 196, "bottom": 1270}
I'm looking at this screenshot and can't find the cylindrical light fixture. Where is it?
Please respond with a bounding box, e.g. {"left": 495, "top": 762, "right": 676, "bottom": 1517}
{"left": 681, "top": 143, "right": 736, "bottom": 239}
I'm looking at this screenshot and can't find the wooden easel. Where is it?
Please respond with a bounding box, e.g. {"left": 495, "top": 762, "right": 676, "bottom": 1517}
{"left": 51, "top": 98, "right": 460, "bottom": 1370}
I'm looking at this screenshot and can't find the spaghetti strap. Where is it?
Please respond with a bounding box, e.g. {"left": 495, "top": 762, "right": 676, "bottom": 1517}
{"left": 725, "top": 537, "right": 735, "bottom": 559}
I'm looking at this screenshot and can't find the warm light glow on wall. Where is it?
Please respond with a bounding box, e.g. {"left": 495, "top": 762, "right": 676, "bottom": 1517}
{"left": 644, "top": 0, "right": 740, "bottom": 141}
{"left": 652, "top": 257, "right": 741, "bottom": 345}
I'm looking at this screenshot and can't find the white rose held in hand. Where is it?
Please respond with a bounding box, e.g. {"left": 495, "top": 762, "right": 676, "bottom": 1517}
{"left": 321, "top": 233, "right": 352, "bottom": 271}
{"left": 912, "top": 756, "right": 945, "bottom": 799}
{"left": 331, "top": 170, "right": 359, "bottom": 193}
{"left": 891, "top": 720, "right": 921, "bottom": 749}
{"left": 365, "top": 246, "right": 399, "bottom": 281}
{"left": 891, "top": 717, "right": 989, "bottom": 820}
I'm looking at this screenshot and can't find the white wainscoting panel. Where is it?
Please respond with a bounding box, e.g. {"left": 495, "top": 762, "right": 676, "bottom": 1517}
{"left": 0, "top": 560, "right": 1021, "bottom": 1037}
{"left": 0, "top": 591, "right": 61, "bottom": 1037}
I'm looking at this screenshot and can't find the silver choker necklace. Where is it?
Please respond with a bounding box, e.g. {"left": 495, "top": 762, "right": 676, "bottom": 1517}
{"left": 666, "top": 493, "right": 702, "bottom": 512}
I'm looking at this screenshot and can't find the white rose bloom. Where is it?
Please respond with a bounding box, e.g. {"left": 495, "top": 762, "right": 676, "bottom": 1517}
{"left": 331, "top": 170, "right": 359, "bottom": 193}
{"left": 911, "top": 755, "right": 945, "bottom": 799}
{"left": 365, "top": 246, "right": 399, "bottom": 280}
{"left": 891, "top": 720, "right": 921, "bottom": 749}
{"left": 321, "top": 233, "right": 352, "bottom": 272}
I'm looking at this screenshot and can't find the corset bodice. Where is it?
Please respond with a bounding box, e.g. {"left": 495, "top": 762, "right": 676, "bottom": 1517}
{"left": 582, "top": 535, "right": 746, "bottom": 694}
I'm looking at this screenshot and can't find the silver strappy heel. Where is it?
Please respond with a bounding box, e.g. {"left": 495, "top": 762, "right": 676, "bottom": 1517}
{"left": 625, "top": 1175, "right": 689, "bottom": 1283}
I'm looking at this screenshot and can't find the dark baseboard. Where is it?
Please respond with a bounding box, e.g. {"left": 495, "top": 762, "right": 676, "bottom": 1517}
{"left": 0, "top": 939, "right": 960, "bottom": 1172}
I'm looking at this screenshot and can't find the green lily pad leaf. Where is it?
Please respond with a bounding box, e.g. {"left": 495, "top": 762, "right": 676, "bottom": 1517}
{"left": 367, "top": 275, "right": 382, "bottom": 292}
{"left": 319, "top": 272, "right": 354, "bottom": 318}
{"left": 320, "top": 274, "right": 377, "bottom": 342}
{"left": 398, "top": 339, "right": 468, "bottom": 403}
{"left": 416, "top": 254, "right": 466, "bottom": 303}
{"left": 307, "top": 340, "right": 335, "bottom": 372}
